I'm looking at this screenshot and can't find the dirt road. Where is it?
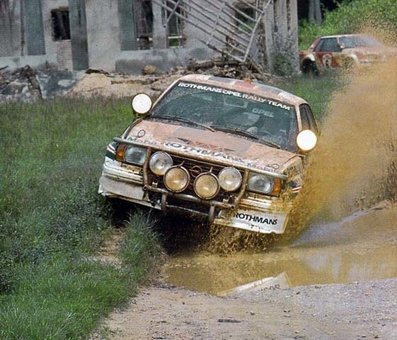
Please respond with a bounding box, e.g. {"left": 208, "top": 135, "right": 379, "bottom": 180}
{"left": 100, "top": 279, "right": 396, "bottom": 339}
{"left": 93, "top": 205, "right": 397, "bottom": 339}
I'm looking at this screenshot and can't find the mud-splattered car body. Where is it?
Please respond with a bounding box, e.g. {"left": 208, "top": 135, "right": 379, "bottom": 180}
{"left": 299, "top": 34, "right": 395, "bottom": 75}
{"left": 98, "top": 75, "right": 318, "bottom": 234}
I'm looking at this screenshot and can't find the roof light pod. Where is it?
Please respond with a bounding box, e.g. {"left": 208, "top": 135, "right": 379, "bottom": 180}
{"left": 296, "top": 130, "right": 317, "bottom": 152}
{"left": 132, "top": 93, "right": 152, "bottom": 115}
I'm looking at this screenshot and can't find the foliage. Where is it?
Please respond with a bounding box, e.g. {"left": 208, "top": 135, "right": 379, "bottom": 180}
{"left": 276, "top": 72, "right": 346, "bottom": 123}
{"left": 299, "top": 0, "right": 397, "bottom": 49}
{"left": 273, "top": 52, "right": 294, "bottom": 77}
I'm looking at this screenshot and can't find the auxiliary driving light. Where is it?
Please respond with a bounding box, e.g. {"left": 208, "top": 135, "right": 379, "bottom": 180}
{"left": 194, "top": 173, "right": 220, "bottom": 199}
{"left": 164, "top": 166, "right": 190, "bottom": 193}
{"left": 218, "top": 167, "right": 242, "bottom": 191}
{"left": 149, "top": 151, "right": 173, "bottom": 176}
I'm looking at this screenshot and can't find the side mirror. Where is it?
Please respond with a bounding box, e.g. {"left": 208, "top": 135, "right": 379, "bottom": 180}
{"left": 132, "top": 93, "right": 152, "bottom": 115}
{"left": 296, "top": 130, "right": 317, "bottom": 152}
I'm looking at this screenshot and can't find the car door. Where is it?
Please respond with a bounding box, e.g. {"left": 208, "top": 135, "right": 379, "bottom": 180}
{"left": 313, "top": 37, "right": 342, "bottom": 69}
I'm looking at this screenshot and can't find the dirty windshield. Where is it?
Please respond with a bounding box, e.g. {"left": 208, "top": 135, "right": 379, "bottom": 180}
{"left": 151, "top": 81, "right": 298, "bottom": 151}
{"left": 339, "top": 35, "right": 383, "bottom": 48}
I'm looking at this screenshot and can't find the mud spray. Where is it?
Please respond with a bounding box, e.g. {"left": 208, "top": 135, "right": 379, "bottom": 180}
{"left": 291, "top": 57, "right": 397, "bottom": 231}
{"left": 206, "top": 47, "right": 396, "bottom": 253}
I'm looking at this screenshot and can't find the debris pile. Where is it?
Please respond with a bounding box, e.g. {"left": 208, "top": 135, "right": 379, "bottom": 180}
{"left": 0, "top": 65, "right": 76, "bottom": 102}
{"left": 0, "top": 58, "right": 283, "bottom": 103}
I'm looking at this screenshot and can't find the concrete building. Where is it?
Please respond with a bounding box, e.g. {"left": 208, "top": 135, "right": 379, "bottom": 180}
{"left": 0, "top": 0, "right": 298, "bottom": 74}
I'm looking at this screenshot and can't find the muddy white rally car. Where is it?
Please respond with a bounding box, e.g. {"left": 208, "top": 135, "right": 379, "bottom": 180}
{"left": 299, "top": 34, "right": 396, "bottom": 75}
{"left": 98, "top": 74, "right": 318, "bottom": 234}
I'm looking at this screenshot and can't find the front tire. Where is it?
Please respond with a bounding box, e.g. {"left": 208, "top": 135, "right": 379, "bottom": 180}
{"left": 302, "top": 61, "right": 319, "bottom": 77}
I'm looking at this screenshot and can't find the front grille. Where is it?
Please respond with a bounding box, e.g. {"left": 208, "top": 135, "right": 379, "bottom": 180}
{"left": 146, "top": 153, "right": 244, "bottom": 202}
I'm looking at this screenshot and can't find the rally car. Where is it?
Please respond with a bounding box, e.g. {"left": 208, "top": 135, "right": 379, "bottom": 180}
{"left": 299, "top": 34, "right": 395, "bottom": 75}
{"left": 98, "top": 74, "right": 318, "bottom": 234}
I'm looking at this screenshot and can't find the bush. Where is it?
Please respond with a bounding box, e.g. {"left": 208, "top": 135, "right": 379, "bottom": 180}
{"left": 299, "top": 0, "right": 397, "bottom": 49}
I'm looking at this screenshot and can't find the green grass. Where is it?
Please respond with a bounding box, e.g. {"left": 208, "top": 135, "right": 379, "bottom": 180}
{"left": 277, "top": 72, "right": 346, "bottom": 123}
{"left": 0, "top": 98, "right": 161, "bottom": 339}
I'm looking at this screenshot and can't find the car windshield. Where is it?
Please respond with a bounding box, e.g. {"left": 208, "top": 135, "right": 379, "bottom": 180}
{"left": 150, "top": 81, "right": 298, "bottom": 151}
{"left": 339, "top": 35, "right": 383, "bottom": 48}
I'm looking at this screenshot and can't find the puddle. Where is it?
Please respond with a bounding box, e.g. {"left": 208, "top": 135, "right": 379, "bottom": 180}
{"left": 164, "top": 56, "right": 397, "bottom": 295}
{"left": 163, "top": 207, "right": 397, "bottom": 295}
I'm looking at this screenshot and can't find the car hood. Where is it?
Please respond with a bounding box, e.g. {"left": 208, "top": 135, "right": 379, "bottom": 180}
{"left": 124, "top": 120, "right": 299, "bottom": 176}
{"left": 344, "top": 46, "right": 397, "bottom": 55}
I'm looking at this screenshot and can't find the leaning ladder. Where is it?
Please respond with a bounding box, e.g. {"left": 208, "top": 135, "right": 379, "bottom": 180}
{"left": 152, "top": 0, "right": 272, "bottom": 65}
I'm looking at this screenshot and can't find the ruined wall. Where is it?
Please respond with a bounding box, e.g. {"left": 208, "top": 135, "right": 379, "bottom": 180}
{"left": 0, "top": 0, "right": 21, "bottom": 57}
{"left": 24, "top": 0, "right": 45, "bottom": 55}
{"left": 41, "top": 0, "right": 72, "bottom": 69}
{"left": 85, "top": 0, "right": 120, "bottom": 71}
{"left": 262, "top": 0, "right": 299, "bottom": 73}
{"left": 0, "top": 0, "right": 299, "bottom": 75}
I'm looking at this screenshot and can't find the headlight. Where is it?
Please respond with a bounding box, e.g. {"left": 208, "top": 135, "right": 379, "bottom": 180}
{"left": 164, "top": 166, "right": 190, "bottom": 193}
{"left": 194, "top": 173, "right": 219, "bottom": 199}
{"left": 116, "top": 144, "right": 147, "bottom": 165}
{"left": 149, "top": 151, "right": 173, "bottom": 175}
{"left": 218, "top": 167, "right": 242, "bottom": 191}
{"left": 247, "top": 173, "right": 281, "bottom": 196}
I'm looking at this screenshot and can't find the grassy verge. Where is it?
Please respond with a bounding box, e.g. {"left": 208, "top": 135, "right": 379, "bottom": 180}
{"left": 0, "top": 98, "right": 162, "bottom": 339}
{"left": 277, "top": 71, "right": 346, "bottom": 123}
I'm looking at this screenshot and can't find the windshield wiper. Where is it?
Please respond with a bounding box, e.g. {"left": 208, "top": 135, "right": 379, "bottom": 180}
{"left": 212, "top": 126, "right": 281, "bottom": 149}
{"left": 211, "top": 126, "right": 259, "bottom": 140}
{"left": 258, "top": 139, "right": 281, "bottom": 149}
{"left": 151, "top": 115, "right": 215, "bottom": 132}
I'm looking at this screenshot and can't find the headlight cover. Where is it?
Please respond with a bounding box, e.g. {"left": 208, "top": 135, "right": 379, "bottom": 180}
{"left": 117, "top": 144, "right": 147, "bottom": 166}
{"left": 218, "top": 167, "right": 242, "bottom": 192}
{"left": 247, "top": 173, "right": 279, "bottom": 195}
{"left": 164, "top": 166, "right": 190, "bottom": 193}
{"left": 149, "top": 151, "right": 173, "bottom": 175}
{"left": 194, "top": 173, "right": 220, "bottom": 199}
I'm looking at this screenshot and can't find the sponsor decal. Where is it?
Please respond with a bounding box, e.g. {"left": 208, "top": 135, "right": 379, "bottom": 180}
{"left": 125, "top": 135, "right": 280, "bottom": 172}
{"left": 322, "top": 54, "right": 333, "bottom": 68}
{"left": 235, "top": 212, "right": 278, "bottom": 225}
{"left": 165, "top": 141, "right": 280, "bottom": 172}
{"left": 177, "top": 82, "right": 292, "bottom": 111}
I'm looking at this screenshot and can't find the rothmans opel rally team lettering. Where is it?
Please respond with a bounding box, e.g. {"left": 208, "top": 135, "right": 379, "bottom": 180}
{"left": 99, "top": 74, "right": 319, "bottom": 234}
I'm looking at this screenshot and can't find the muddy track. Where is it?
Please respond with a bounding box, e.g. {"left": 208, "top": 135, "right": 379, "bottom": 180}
{"left": 92, "top": 205, "right": 397, "bottom": 339}
{"left": 96, "top": 279, "right": 397, "bottom": 339}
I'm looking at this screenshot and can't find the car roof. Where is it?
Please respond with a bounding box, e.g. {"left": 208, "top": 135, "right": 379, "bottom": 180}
{"left": 320, "top": 33, "right": 369, "bottom": 39}
{"left": 175, "top": 74, "right": 308, "bottom": 107}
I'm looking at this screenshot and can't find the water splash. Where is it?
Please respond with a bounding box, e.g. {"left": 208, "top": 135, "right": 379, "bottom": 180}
{"left": 291, "top": 57, "right": 397, "bottom": 231}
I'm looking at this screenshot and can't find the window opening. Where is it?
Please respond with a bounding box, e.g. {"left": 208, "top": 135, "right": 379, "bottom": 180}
{"left": 165, "top": 0, "right": 185, "bottom": 47}
{"left": 135, "top": 0, "right": 153, "bottom": 49}
{"left": 51, "top": 8, "right": 70, "bottom": 41}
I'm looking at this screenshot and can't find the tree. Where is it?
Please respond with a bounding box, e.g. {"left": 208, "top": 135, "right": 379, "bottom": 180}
{"left": 308, "top": 0, "right": 322, "bottom": 24}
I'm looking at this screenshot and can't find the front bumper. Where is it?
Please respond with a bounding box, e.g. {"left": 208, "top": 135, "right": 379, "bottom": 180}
{"left": 99, "top": 159, "right": 291, "bottom": 234}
